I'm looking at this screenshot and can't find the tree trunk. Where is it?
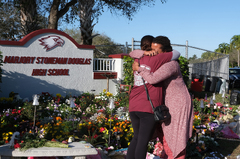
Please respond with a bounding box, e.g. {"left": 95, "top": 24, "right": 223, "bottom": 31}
{"left": 19, "top": 0, "right": 39, "bottom": 36}
{"left": 48, "top": 0, "right": 61, "bottom": 29}
{"left": 78, "top": 0, "right": 97, "bottom": 45}
{"left": 48, "top": 0, "right": 77, "bottom": 30}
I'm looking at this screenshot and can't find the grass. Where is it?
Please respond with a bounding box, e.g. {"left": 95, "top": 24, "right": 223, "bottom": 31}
{"left": 187, "top": 87, "right": 240, "bottom": 159}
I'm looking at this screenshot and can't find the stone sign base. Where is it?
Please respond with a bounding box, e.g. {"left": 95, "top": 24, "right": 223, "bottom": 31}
{"left": 0, "top": 142, "right": 97, "bottom": 159}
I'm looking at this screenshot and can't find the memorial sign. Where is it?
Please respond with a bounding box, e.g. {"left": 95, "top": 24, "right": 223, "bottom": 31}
{"left": 0, "top": 29, "right": 97, "bottom": 99}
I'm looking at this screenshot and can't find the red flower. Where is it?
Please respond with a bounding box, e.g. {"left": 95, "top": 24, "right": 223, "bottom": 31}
{"left": 12, "top": 109, "right": 17, "bottom": 114}
{"left": 97, "top": 109, "right": 103, "bottom": 113}
{"left": 194, "top": 111, "right": 199, "bottom": 115}
{"left": 14, "top": 143, "right": 21, "bottom": 149}
{"left": 5, "top": 140, "right": 9, "bottom": 144}
{"left": 93, "top": 134, "right": 98, "bottom": 138}
{"left": 196, "top": 146, "right": 201, "bottom": 152}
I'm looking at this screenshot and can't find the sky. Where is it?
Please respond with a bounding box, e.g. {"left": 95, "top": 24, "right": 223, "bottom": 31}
{"left": 61, "top": 0, "right": 240, "bottom": 58}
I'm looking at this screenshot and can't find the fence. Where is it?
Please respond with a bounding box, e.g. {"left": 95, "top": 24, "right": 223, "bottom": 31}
{"left": 93, "top": 58, "right": 116, "bottom": 72}
{"left": 131, "top": 39, "right": 229, "bottom": 80}
{"left": 189, "top": 56, "right": 229, "bottom": 80}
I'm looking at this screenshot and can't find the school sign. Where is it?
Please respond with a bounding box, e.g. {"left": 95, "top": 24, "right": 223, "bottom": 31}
{"left": 0, "top": 29, "right": 121, "bottom": 99}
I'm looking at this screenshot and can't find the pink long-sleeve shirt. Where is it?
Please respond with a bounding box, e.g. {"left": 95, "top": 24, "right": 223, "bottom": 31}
{"left": 130, "top": 50, "right": 193, "bottom": 158}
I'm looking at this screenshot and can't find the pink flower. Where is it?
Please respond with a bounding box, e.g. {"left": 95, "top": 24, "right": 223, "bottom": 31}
{"left": 153, "top": 142, "right": 163, "bottom": 157}
{"left": 99, "top": 127, "right": 105, "bottom": 133}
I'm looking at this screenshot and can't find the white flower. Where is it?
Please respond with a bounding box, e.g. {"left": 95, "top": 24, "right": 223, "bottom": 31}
{"left": 86, "top": 107, "right": 91, "bottom": 112}
{"left": 109, "top": 146, "right": 114, "bottom": 150}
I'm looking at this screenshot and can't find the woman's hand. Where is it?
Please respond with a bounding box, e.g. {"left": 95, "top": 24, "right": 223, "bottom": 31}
{"left": 144, "top": 50, "right": 157, "bottom": 56}
{"left": 132, "top": 61, "right": 140, "bottom": 71}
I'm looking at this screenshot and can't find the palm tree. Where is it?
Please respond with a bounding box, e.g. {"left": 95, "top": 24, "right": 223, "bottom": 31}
{"left": 230, "top": 35, "right": 240, "bottom": 66}
{"left": 215, "top": 43, "right": 230, "bottom": 54}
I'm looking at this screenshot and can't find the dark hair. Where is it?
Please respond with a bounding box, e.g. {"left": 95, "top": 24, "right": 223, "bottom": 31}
{"left": 152, "top": 36, "right": 173, "bottom": 52}
{"left": 141, "top": 35, "right": 154, "bottom": 51}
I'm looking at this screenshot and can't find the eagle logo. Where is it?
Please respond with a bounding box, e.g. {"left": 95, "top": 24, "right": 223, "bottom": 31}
{"left": 39, "top": 35, "right": 64, "bottom": 51}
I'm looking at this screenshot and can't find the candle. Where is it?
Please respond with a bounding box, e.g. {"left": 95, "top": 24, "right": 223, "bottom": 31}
{"left": 32, "top": 94, "right": 39, "bottom": 105}
{"left": 109, "top": 98, "right": 115, "bottom": 109}
{"left": 213, "top": 93, "right": 215, "bottom": 101}
{"left": 200, "top": 99, "right": 204, "bottom": 108}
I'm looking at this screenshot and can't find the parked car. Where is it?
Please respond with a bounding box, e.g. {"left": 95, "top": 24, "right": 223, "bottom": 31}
{"left": 229, "top": 67, "right": 240, "bottom": 88}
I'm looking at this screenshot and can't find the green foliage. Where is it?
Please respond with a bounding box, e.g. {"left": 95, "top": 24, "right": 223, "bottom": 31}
{"left": 75, "top": 93, "right": 96, "bottom": 112}
{"left": 0, "top": 3, "right": 22, "bottom": 40}
{"left": 178, "top": 56, "right": 190, "bottom": 86}
{"left": 192, "top": 98, "right": 211, "bottom": 114}
{"left": 122, "top": 56, "right": 134, "bottom": 86}
{"left": 115, "top": 92, "right": 129, "bottom": 108}
{"left": 64, "top": 28, "right": 125, "bottom": 57}
{"left": 20, "top": 102, "right": 35, "bottom": 120}
{"left": 18, "top": 133, "right": 47, "bottom": 150}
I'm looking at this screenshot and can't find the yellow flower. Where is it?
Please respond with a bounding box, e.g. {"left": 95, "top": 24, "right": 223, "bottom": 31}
{"left": 56, "top": 93, "right": 61, "bottom": 98}
{"left": 103, "top": 89, "right": 106, "bottom": 93}
{"left": 106, "top": 92, "right": 113, "bottom": 97}
{"left": 108, "top": 119, "right": 113, "bottom": 122}
{"left": 128, "top": 142, "right": 130, "bottom": 145}
{"left": 103, "top": 130, "right": 109, "bottom": 135}
{"left": 3, "top": 136, "right": 8, "bottom": 140}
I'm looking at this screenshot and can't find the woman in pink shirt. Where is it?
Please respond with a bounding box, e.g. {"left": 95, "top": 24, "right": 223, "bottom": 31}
{"left": 131, "top": 36, "right": 193, "bottom": 159}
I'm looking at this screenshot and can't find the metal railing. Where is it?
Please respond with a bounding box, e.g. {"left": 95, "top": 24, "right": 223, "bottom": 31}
{"left": 93, "top": 58, "right": 115, "bottom": 72}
